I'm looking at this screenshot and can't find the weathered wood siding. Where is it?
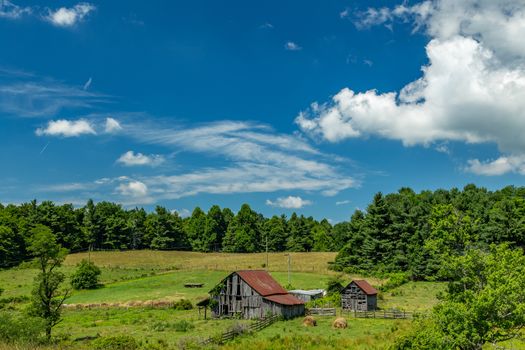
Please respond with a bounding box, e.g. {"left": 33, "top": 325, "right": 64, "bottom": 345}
{"left": 212, "top": 272, "right": 304, "bottom": 319}
{"left": 341, "top": 282, "right": 377, "bottom": 311}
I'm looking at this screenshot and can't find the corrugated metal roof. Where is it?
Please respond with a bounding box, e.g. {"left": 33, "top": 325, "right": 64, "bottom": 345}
{"left": 352, "top": 280, "right": 378, "bottom": 295}
{"left": 264, "top": 294, "right": 305, "bottom": 306}
{"left": 288, "top": 289, "right": 325, "bottom": 296}
{"left": 236, "top": 270, "right": 288, "bottom": 296}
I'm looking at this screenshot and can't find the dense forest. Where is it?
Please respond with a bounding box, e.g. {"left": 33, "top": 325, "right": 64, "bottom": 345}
{"left": 1, "top": 184, "right": 525, "bottom": 281}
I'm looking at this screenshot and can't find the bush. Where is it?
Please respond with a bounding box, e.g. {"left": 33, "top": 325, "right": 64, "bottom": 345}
{"left": 0, "top": 295, "right": 31, "bottom": 309}
{"left": 326, "top": 275, "right": 345, "bottom": 296}
{"left": 227, "top": 322, "right": 251, "bottom": 336}
{"left": 306, "top": 293, "right": 340, "bottom": 308}
{"left": 92, "top": 335, "right": 139, "bottom": 350}
{"left": 173, "top": 299, "right": 193, "bottom": 310}
{"left": 0, "top": 311, "right": 45, "bottom": 344}
{"left": 173, "top": 320, "right": 195, "bottom": 332}
{"left": 71, "top": 259, "right": 102, "bottom": 290}
{"left": 150, "top": 320, "right": 194, "bottom": 332}
{"left": 380, "top": 272, "right": 410, "bottom": 292}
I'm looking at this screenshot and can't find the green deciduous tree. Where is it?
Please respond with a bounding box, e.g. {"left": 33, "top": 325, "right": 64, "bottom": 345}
{"left": 393, "top": 245, "right": 525, "bottom": 350}
{"left": 70, "top": 259, "right": 102, "bottom": 290}
{"left": 27, "top": 225, "right": 69, "bottom": 341}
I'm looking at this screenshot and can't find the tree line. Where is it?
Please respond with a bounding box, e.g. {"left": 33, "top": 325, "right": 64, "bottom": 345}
{"left": 332, "top": 184, "right": 525, "bottom": 280}
{"left": 0, "top": 199, "right": 335, "bottom": 267}
{"left": 1, "top": 184, "right": 525, "bottom": 280}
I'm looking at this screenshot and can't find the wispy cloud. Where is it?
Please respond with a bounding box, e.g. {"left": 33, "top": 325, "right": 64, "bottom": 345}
{"left": 117, "top": 151, "right": 165, "bottom": 167}
{"left": 36, "top": 119, "right": 96, "bottom": 137}
{"left": 104, "top": 117, "right": 122, "bottom": 133}
{"left": 83, "top": 77, "right": 92, "bottom": 91}
{"left": 0, "top": 69, "right": 108, "bottom": 118}
{"left": 335, "top": 199, "right": 350, "bottom": 205}
{"left": 38, "top": 120, "right": 357, "bottom": 204}
{"left": 260, "top": 22, "right": 274, "bottom": 29}
{"left": 284, "top": 41, "right": 302, "bottom": 51}
{"left": 45, "top": 3, "right": 95, "bottom": 27}
{"left": 1, "top": 1, "right": 96, "bottom": 27}
{"left": 0, "top": 0, "right": 31, "bottom": 19}
{"left": 266, "top": 196, "right": 312, "bottom": 209}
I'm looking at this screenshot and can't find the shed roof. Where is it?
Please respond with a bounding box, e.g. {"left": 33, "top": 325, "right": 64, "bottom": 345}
{"left": 236, "top": 270, "right": 288, "bottom": 297}
{"left": 351, "top": 280, "right": 378, "bottom": 295}
{"left": 288, "top": 289, "right": 325, "bottom": 296}
{"left": 264, "top": 294, "right": 305, "bottom": 306}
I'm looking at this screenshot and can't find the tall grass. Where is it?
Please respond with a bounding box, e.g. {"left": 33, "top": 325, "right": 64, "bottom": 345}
{"left": 65, "top": 251, "right": 338, "bottom": 274}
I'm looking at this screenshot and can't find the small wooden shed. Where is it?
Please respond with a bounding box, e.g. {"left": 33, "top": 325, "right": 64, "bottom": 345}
{"left": 341, "top": 280, "right": 378, "bottom": 311}
{"left": 210, "top": 270, "right": 305, "bottom": 319}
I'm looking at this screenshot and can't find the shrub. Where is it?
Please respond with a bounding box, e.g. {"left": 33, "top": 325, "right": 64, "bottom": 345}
{"left": 306, "top": 293, "right": 340, "bottom": 308}
{"left": 380, "top": 272, "right": 410, "bottom": 292}
{"left": 228, "top": 322, "right": 251, "bottom": 336}
{"left": 0, "top": 311, "right": 45, "bottom": 344}
{"left": 173, "top": 320, "right": 195, "bottom": 332}
{"left": 71, "top": 259, "right": 102, "bottom": 290}
{"left": 173, "top": 299, "right": 193, "bottom": 310}
{"left": 326, "top": 275, "right": 345, "bottom": 296}
{"left": 0, "top": 295, "right": 31, "bottom": 309}
{"left": 92, "top": 335, "right": 139, "bottom": 350}
{"left": 150, "top": 320, "right": 194, "bottom": 332}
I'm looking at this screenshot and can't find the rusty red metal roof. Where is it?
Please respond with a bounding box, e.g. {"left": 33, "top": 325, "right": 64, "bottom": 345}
{"left": 352, "top": 280, "right": 378, "bottom": 295}
{"left": 264, "top": 294, "right": 305, "bottom": 306}
{"left": 237, "top": 270, "right": 288, "bottom": 296}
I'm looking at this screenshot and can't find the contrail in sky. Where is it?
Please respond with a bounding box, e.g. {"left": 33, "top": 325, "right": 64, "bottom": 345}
{"left": 40, "top": 142, "right": 50, "bottom": 154}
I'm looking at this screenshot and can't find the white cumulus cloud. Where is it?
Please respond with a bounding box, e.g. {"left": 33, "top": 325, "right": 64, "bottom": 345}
{"left": 116, "top": 180, "right": 148, "bottom": 197}
{"left": 36, "top": 119, "right": 96, "bottom": 137}
{"left": 46, "top": 2, "right": 95, "bottom": 27}
{"left": 117, "top": 151, "right": 165, "bottom": 167}
{"left": 284, "top": 41, "right": 302, "bottom": 51}
{"left": 297, "top": 0, "right": 525, "bottom": 176}
{"left": 466, "top": 156, "right": 525, "bottom": 176}
{"left": 173, "top": 208, "right": 191, "bottom": 218}
{"left": 266, "top": 196, "right": 312, "bottom": 209}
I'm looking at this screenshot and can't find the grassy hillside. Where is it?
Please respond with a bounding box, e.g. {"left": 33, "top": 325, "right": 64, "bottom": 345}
{"left": 64, "top": 250, "right": 338, "bottom": 273}
{"left": 223, "top": 317, "right": 411, "bottom": 350}
{"left": 0, "top": 251, "right": 446, "bottom": 349}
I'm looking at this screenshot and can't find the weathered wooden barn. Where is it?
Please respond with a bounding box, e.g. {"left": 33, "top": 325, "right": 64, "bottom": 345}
{"left": 341, "top": 279, "right": 378, "bottom": 311}
{"left": 210, "top": 270, "right": 305, "bottom": 319}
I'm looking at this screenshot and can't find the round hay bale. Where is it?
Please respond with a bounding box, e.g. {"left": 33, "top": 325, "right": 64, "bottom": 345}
{"left": 303, "top": 316, "right": 317, "bottom": 327}
{"left": 332, "top": 317, "right": 347, "bottom": 329}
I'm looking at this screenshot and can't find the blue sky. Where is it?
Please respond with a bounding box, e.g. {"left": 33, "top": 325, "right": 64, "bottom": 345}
{"left": 1, "top": 0, "right": 525, "bottom": 222}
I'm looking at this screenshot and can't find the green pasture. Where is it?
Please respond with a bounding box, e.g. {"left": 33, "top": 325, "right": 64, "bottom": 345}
{"left": 0, "top": 251, "right": 451, "bottom": 349}
{"left": 223, "top": 316, "right": 411, "bottom": 350}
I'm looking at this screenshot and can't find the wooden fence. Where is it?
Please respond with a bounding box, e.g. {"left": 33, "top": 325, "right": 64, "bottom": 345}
{"left": 345, "top": 309, "right": 414, "bottom": 319}
{"left": 307, "top": 308, "right": 337, "bottom": 316}
{"left": 202, "top": 315, "right": 280, "bottom": 345}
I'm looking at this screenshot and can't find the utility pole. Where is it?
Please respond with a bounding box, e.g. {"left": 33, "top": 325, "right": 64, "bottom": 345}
{"left": 288, "top": 254, "right": 291, "bottom": 286}
{"left": 265, "top": 233, "right": 269, "bottom": 271}
{"left": 284, "top": 254, "right": 291, "bottom": 286}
